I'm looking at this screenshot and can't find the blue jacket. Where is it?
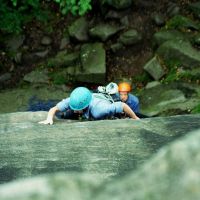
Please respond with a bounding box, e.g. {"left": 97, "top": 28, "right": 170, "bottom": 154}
{"left": 125, "top": 94, "right": 140, "bottom": 113}
{"left": 56, "top": 94, "right": 123, "bottom": 120}
{"left": 113, "top": 93, "right": 140, "bottom": 113}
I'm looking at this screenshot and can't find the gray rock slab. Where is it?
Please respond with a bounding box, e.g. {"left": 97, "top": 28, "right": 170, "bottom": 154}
{"left": 0, "top": 112, "right": 200, "bottom": 184}
{"left": 0, "top": 117, "right": 200, "bottom": 200}
{"left": 95, "top": 128, "right": 200, "bottom": 200}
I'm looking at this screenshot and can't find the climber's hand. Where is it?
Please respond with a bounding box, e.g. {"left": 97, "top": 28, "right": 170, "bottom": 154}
{"left": 38, "top": 118, "right": 53, "bottom": 125}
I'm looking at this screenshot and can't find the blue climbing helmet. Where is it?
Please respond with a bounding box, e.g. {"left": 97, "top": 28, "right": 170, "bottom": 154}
{"left": 69, "top": 87, "right": 92, "bottom": 110}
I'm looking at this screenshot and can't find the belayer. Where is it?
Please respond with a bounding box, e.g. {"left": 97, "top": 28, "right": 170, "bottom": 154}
{"left": 97, "top": 82, "right": 148, "bottom": 118}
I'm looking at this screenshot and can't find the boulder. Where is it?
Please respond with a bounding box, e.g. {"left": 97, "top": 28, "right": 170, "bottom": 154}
{"left": 189, "top": 1, "right": 200, "bottom": 19}
{"left": 89, "top": 23, "right": 122, "bottom": 41}
{"left": 47, "top": 51, "right": 79, "bottom": 68}
{"left": 118, "top": 29, "right": 142, "bottom": 46}
{"left": 79, "top": 43, "right": 106, "bottom": 84}
{"left": 0, "top": 87, "right": 66, "bottom": 114}
{"left": 6, "top": 35, "right": 25, "bottom": 51}
{"left": 157, "top": 40, "right": 200, "bottom": 69}
{"left": 139, "top": 82, "right": 200, "bottom": 116}
{"left": 23, "top": 69, "right": 49, "bottom": 84}
{"left": 68, "top": 17, "right": 89, "bottom": 42}
{"left": 143, "top": 56, "right": 165, "bottom": 80}
{"left": 153, "top": 30, "right": 187, "bottom": 47}
{"left": 105, "top": 0, "right": 132, "bottom": 10}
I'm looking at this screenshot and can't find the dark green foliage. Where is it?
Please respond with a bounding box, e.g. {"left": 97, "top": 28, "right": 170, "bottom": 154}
{"left": 162, "top": 59, "right": 200, "bottom": 83}
{"left": 0, "top": 0, "right": 48, "bottom": 34}
{"left": 192, "top": 104, "right": 200, "bottom": 114}
{"left": 48, "top": 69, "right": 74, "bottom": 85}
{"left": 162, "top": 59, "right": 181, "bottom": 83}
{"left": 165, "top": 15, "right": 200, "bottom": 31}
{"left": 54, "top": 0, "right": 92, "bottom": 15}
{"left": 0, "top": 1, "right": 23, "bottom": 33}
{"left": 0, "top": 0, "right": 92, "bottom": 34}
{"left": 50, "top": 73, "right": 66, "bottom": 85}
{"left": 178, "top": 71, "right": 200, "bottom": 82}
{"left": 132, "top": 73, "right": 152, "bottom": 84}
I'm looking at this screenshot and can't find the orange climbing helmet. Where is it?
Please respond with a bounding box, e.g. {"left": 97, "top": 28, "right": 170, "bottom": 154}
{"left": 118, "top": 82, "right": 131, "bottom": 92}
